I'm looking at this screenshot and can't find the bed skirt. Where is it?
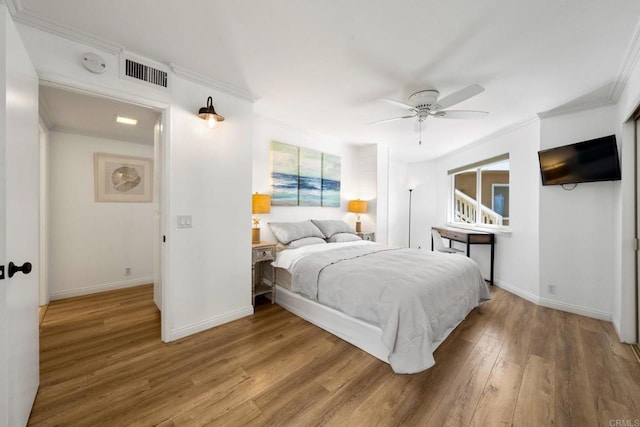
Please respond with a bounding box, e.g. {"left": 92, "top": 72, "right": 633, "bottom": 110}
{"left": 275, "top": 285, "right": 462, "bottom": 369}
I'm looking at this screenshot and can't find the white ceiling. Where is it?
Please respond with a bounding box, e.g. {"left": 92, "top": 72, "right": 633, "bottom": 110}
{"left": 14, "top": 1, "right": 640, "bottom": 161}
{"left": 39, "top": 85, "right": 159, "bottom": 145}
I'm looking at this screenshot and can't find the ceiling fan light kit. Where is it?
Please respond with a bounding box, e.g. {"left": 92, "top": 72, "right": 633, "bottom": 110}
{"left": 370, "top": 84, "right": 489, "bottom": 145}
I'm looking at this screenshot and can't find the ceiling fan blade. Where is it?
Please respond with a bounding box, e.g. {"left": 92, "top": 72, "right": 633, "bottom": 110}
{"left": 368, "top": 115, "right": 415, "bottom": 125}
{"left": 431, "top": 110, "right": 488, "bottom": 119}
{"left": 382, "top": 98, "right": 415, "bottom": 110}
{"left": 432, "top": 84, "right": 484, "bottom": 110}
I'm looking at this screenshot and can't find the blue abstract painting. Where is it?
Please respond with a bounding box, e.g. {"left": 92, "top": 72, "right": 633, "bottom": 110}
{"left": 321, "top": 153, "right": 341, "bottom": 207}
{"left": 271, "top": 141, "right": 298, "bottom": 206}
{"left": 299, "top": 147, "right": 322, "bottom": 206}
{"left": 270, "top": 141, "right": 341, "bottom": 207}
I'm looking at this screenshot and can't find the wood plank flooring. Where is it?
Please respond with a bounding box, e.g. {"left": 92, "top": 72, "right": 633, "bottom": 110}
{"left": 29, "top": 284, "right": 640, "bottom": 426}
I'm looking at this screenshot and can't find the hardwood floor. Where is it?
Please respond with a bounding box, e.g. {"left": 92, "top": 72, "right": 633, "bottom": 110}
{"left": 29, "top": 285, "right": 640, "bottom": 426}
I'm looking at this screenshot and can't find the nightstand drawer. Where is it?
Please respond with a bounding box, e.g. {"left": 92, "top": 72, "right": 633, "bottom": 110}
{"left": 252, "top": 246, "right": 275, "bottom": 263}
{"left": 356, "top": 232, "right": 375, "bottom": 242}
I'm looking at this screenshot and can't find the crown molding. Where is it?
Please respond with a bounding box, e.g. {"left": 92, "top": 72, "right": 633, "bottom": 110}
{"left": 3, "top": 0, "right": 21, "bottom": 14}
{"left": 609, "top": 17, "right": 640, "bottom": 102}
{"left": 536, "top": 97, "right": 617, "bottom": 119}
{"left": 6, "top": 0, "right": 123, "bottom": 54}
{"left": 170, "top": 63, "right": 255, "bottom": 103}
{"left": 539, "top": 16, "right": 640, "bottom": 119}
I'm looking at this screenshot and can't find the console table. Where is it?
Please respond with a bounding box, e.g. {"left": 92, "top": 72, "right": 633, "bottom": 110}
{"left": 431, "top": 226, "right": 495, "bottom": 285}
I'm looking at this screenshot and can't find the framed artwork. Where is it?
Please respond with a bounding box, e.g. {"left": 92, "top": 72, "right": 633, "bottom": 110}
{"left": 271, "top": 141, "right": 299, "bottom": 206}
{"left": 270, "top": 141, "right": 341, "bottom": 207}
{"left": 94, "top": 153, "right": 153, "bottom": 202}
{"left": 321, "top": 153, "right": 341, "bottom": 207}
{"left": 298, "top": 147, "right": 322, "bottom": 206}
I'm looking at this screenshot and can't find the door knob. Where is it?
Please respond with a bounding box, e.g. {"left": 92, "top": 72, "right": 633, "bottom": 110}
{"left": 8, "top": 261, "right": 32, "bottom": 278}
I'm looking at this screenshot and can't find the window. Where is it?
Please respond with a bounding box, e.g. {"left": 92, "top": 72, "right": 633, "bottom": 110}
{"left": 449, "top": 154, "right": 509, "bottom": 228}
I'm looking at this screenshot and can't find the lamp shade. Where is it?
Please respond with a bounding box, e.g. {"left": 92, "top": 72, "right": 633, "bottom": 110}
{"left": 348, "top": 199, "right": 368, "bottom": 214}
{"left": 198, "top": 96, "right": 225, "bottom": 127}
{"left": 252, "top": 193, "right": 271, "bottom": 214}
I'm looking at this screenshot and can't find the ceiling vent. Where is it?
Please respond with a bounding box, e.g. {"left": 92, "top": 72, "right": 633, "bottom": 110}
{"left": 119, "top": 53, "right": 171, "bottom": 91}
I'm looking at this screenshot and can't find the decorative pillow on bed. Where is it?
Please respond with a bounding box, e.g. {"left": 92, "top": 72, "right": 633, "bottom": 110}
{"left": 310, "top": 219, "right": 356, "bottom": 239}
{"left": 268, "top": 220, "right": 325, "bottom": 244}
{"left": 327, "top": 232, "right": 362, "bottom": 243}
{"left": 286, "top": 236, "right": 327, "bottom": 249}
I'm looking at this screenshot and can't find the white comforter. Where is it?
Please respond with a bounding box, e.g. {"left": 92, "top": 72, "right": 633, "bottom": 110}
{"left": 274, "top": 242, "right": 490, "bottom": 374}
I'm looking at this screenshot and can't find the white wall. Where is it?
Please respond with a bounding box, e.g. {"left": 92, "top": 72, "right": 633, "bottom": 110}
{"left": 17, "top": 23, "right": 254, "bottom": 341}
{"left": 354, "top": 144, "right": 378, "bottom": 236}
{"left": 539, "top": 105, "right": 618, "bottom": 319}
{"left": 407, "top": 120, "right": 541, "bottom": 297}
{"left": 48, "top": 132, "right": 154, "bottom": 299}
{"left": 252, "top": 115, "right": 359, "bottom": 241}
{"left": 166, "top": 77, "right": 253, "bottom": 339}
{"left": 375, "top": 144, "right": 389, "bottom": 244}
{"left": 404, "top": 160, "right": 435, "bottom": 249}
{"left": 388, "top": 158, "right": 411, "bottom": 247}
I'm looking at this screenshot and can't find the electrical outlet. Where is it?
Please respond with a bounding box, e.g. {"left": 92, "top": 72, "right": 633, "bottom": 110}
{"left": 547, "top": 284, "right": 556, "bottom": 295}
{"left": 125, "top": 267, "right": 131, "bottom": 276}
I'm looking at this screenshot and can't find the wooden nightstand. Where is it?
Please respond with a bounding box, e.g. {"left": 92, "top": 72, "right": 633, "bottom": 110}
{"left": 356, "top": 231, "right": 375, "bottom": 242}
{"left": 251, "top": 242, "right": 276, "bottom": 305}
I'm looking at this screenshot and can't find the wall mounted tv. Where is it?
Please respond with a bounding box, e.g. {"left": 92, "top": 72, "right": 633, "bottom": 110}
{"left": 538, "top": 135, "right": 621, "bottom": 186}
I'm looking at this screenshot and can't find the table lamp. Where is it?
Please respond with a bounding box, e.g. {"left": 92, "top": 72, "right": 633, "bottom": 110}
{"left": 348, "top": 199, "right": 368, "bottom": 232}
{"left": 252, "top": 193, "right": 271, "bottom": 243}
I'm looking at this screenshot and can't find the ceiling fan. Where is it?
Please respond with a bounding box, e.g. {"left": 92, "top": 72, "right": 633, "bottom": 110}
{"left": 370, "top": 84, "right": 488, "bottom": 145}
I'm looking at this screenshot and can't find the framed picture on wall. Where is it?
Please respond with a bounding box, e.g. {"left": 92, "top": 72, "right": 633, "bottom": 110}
{"left": 94, "top": 153, "right": 153, "bottom": 202}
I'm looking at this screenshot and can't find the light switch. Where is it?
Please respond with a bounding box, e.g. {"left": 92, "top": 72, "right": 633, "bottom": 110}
{"left": 177, "top": 215, "right": 192, "bottom": 228}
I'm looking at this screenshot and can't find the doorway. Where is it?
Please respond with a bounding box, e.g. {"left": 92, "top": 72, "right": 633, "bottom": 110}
{"left": 38, "top": 84, "right": 165, "bottom": 335}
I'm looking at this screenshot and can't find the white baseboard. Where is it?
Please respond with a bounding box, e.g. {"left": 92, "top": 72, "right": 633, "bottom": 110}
{"left": 494, "top": 281, "right": 612, "bottom": 322}
{"left": 50, "top": 276, "right": 153, "bottom": 300}
{"left": 493, "top": 280, "right": 541, "bottom": 306}
{"left": 537, "top": 297, "right": 611, "bottom": 321}
{"left": 168, "top": 306, "right": 254, "bottom": 342}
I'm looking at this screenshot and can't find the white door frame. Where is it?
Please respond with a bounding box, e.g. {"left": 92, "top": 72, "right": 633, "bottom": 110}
{"left": 38, "top": 121, "right": 48, "bottom": 306}
{"left": 37, "top": 77, "right": 171, "bottom": 342}
{"left": 635, "top": 110, "right": 640, "bottom": 344}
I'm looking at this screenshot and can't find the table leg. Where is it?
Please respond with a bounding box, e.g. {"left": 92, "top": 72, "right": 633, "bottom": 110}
{"left": 490, "top": 238, "right": 495, "bottom": 285}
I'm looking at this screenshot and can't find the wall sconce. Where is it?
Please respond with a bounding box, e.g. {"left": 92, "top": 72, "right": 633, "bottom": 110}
{"left": 198, "top": 96, "right": 225, "bottom": 128}
{"left": 348, "top": 199, "right": 368, "bottom": 232}
{"left": 252, "top": 193, "right": 271, "bottom": 243}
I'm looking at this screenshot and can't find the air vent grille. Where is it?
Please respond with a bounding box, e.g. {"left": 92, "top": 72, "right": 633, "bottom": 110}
{"left": 119, "top": 53, "right": 171, "bottom": 91}
{"left": 125, "top": 59, "right": 168, "bottom": 88}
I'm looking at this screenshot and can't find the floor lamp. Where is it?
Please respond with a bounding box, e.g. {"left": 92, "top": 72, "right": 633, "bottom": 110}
{"left": 408, "top": 188, "right": 413, "bottom": 248}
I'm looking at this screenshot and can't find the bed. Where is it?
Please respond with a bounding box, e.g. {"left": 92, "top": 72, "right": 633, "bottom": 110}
{"left": 268, "top": 220, "right": 491, "bottom": 374}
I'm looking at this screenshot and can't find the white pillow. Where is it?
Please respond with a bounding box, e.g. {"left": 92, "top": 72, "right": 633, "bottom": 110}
{"left": 268, "top": 220, "right": 325, "bottom": 244}
{"left": 287, "top": 237, "right": 327, "bottom": 249}
{"left": 311, "top": 219, "right": 356, "bottom": 238}
{"left": 328, "top": 232, "right": 362, "bottom": 243}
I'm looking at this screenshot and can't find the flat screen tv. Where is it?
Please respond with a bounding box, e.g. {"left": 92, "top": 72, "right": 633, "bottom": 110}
{"left": 538, "top": 135, "right": 621, "bottom": 186}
